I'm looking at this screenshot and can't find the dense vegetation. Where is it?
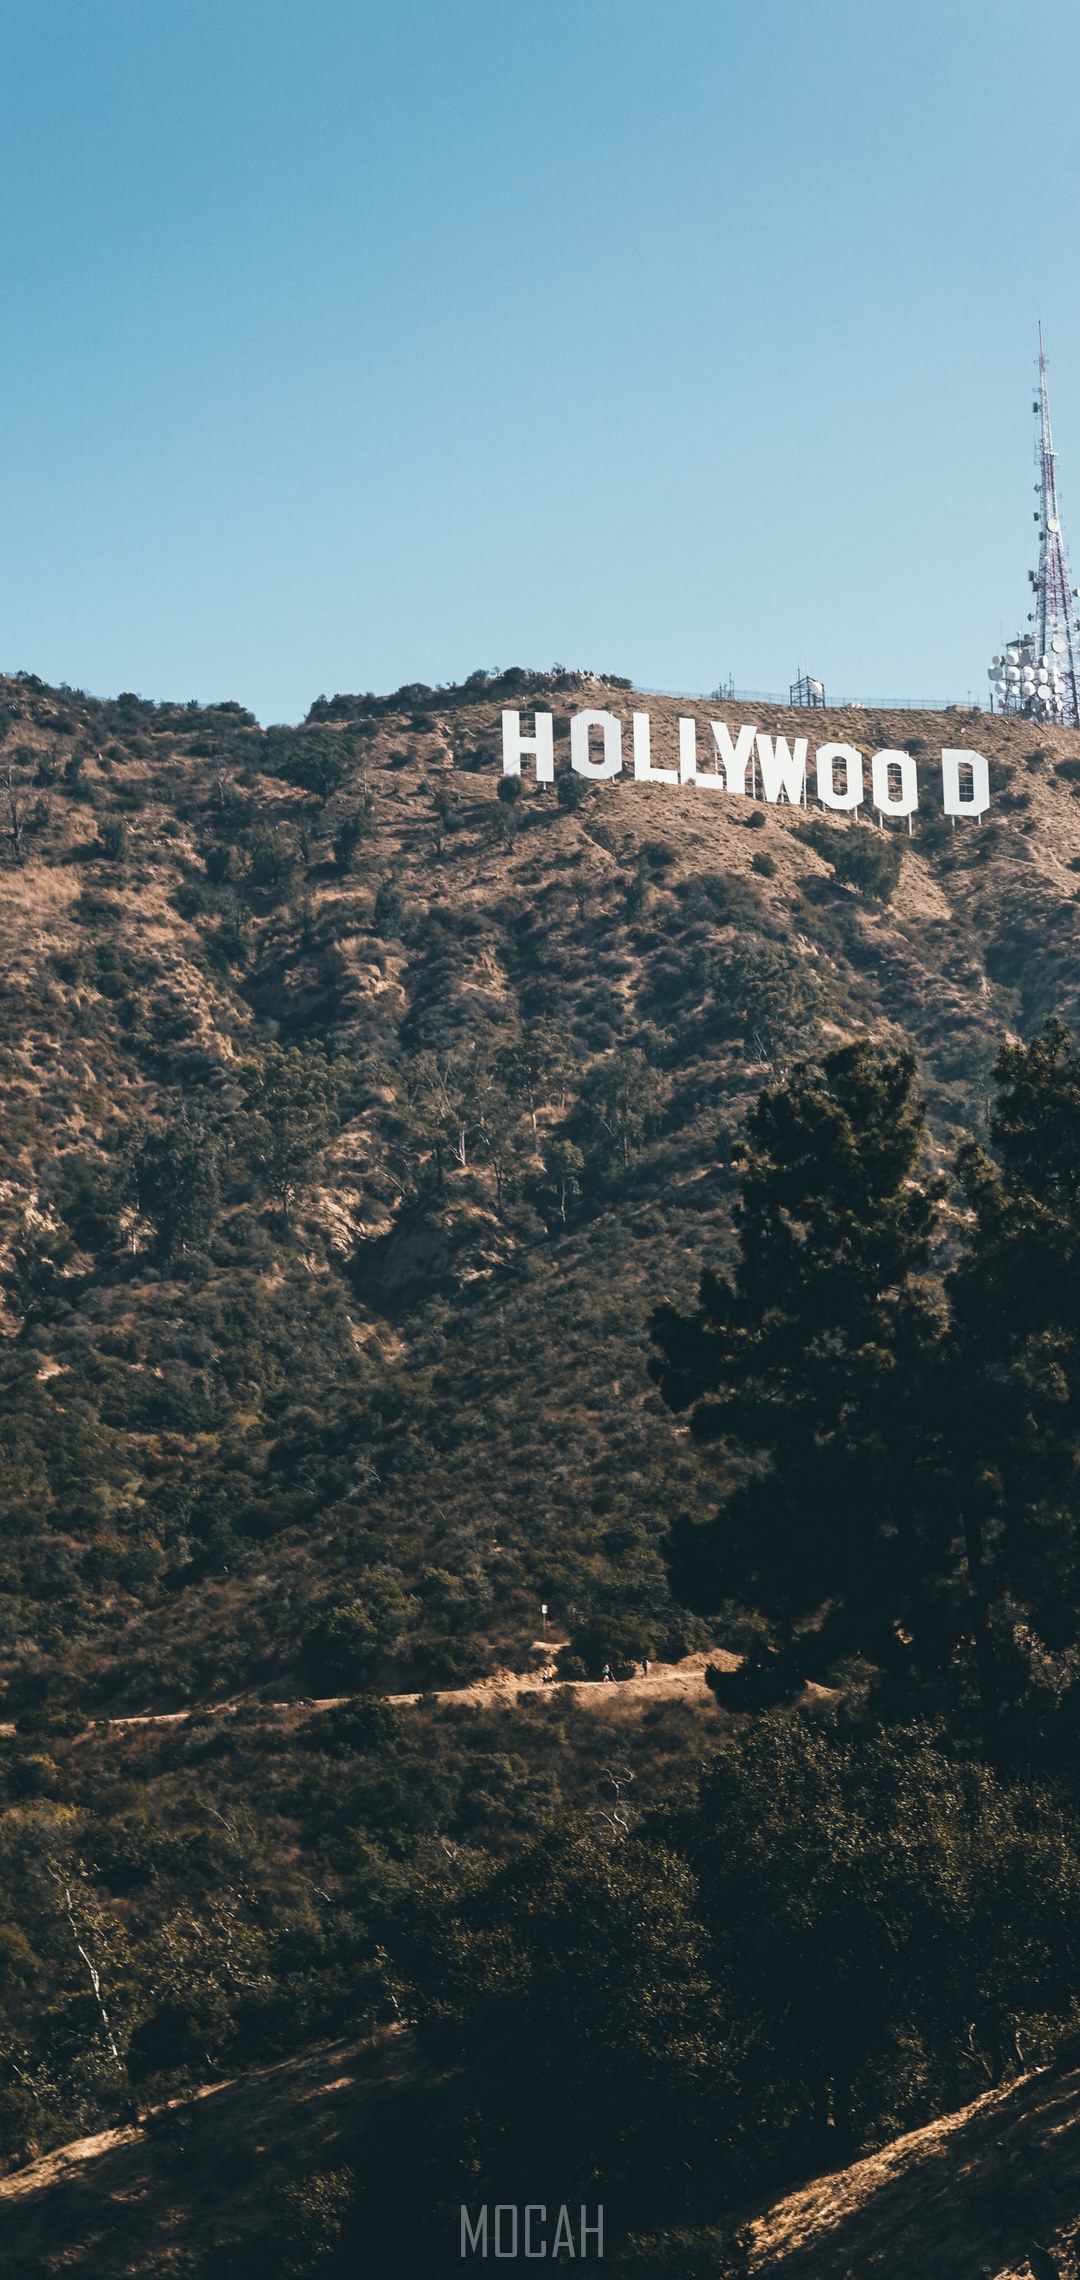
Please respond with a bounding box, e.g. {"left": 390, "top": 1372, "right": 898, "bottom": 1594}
{"left": 6, "top": 669, "right": 1080, "bottom": 2271}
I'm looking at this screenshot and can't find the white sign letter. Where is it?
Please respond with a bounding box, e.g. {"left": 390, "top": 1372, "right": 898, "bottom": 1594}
{"left": 502, "top": 709, "right": 554, "bottom": 784}
{"left": 570, "top": 708, "right": 622, "bottom": 779}
{"left": 816, "top": 741, "right": 864, "bottom": 812}
{"left": 678, "top": 717, "right": 721, "bottom": 790}
{"left": 871, "top": 749, "right": 918, "bottom": 817}
{"left": 756, "top": 733, "right": 807, "bottom": 805}
{"left": 941, "top": 748, "right": 990, "bottom": 817}
{"left": 633, "top": 711, "right": 677, "bottom": 784}
{"left": 708, "top": 720, "right": 757, "bottom": 794}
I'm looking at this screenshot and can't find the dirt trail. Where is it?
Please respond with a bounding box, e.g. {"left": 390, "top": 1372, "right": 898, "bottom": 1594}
{"left": 390, "top": 1643, "right": 738, "bottom": 1711}
{"left": 0, "top": 1647, "right": 738, "bottom": 1741}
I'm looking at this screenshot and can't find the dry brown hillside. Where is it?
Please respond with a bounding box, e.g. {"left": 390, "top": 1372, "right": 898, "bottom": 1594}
{"left": 2, "top": 667, "right": 1078, "bottom": 1712}
{"left": 6, "top": 669, "right": 1080, "bottom": 2276}
{"left": 746, "top": 2060, "right": 1080, "bottom": 2279}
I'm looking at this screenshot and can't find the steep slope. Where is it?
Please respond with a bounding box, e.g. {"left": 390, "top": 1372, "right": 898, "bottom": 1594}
{"left": 2, "top": 669, "right": 1079, "bottom": 1714}
{"left": 0, "top": 2026, "right": 422, "bottom": 2278}
{"left": 746, "top": 2059, "right": 1080, "bottom": 2279}
{"left": 2, "top": 2035, "right": 1079, "bottom": 2279}
{"left": 6, "top": 668, "right": 1080, "bottom": 2257}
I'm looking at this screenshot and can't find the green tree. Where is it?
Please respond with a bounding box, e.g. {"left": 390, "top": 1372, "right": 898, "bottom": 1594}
{"left": 396, "top": 1833, "right": 725, "bottom": 2228}
{"left": 557, "top": 768, "right": 587, "bottom": 811}
{"left": 573, "top": 1048, "right": 665, "bottom": 1185}
{"left": 262, "top": 727, "right": 356, "bottom": 806}
{"left": 803, "top": 817, "right": 902, "bottom": 902}
{"left": 651, "top": 1042, "right": 947, "bottom": 1684}
{"left": 472, "top": 1070, "right": 519, "bottom": 1212}
{"left": 681, "top": 1715, "right": 1080, "bottom": 2158}
{"left": 497, "top": 1017, "right": 572, "bottom": 1131}
{"left": 401, "top": 1045, "right": 514, "bottom": 1189}
{"left": 945, "top": 1019, "right": 1080, "bottom": 1739}
{"left": 302, "top": 1573, "right": 418, "bottom": 1689}
{"left": 127, "top": 1120, "right": 220, "bottom": 1259}
{"left": 241, "top": 1045, "right": 338, "bottom": 1222}
{"left": 373, "top": 875, "right": 405, "bottom": 939}
{"left": 715, "top": 937, "right": 818, "bottom": 1068}
{"left": 490, "top": 797, "right": 520, "bottom": 849}
{"left": 542, "top": 1135, "right": 584, "bottom": 1224}
{"left": 333, "top": 811, "right": 368, "bottom": 874}
{"left": 246, "top": 827, "right": 297, "bottom": 896}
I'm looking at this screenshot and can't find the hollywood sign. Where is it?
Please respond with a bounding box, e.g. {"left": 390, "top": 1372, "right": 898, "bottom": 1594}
{"left": 501, "top": 709, "right": 991, "bottom": 819}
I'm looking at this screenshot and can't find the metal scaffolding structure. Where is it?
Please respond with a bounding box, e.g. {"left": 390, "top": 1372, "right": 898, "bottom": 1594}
{"left": 989, "top": 327, "right": 1080, "bottom": 726}
{"left": 789, "top": 671, "right": 826, "bottom": 707}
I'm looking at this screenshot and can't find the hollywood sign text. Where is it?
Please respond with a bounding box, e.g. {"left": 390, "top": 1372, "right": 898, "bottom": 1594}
{"left": 501, "top": 709, "right": 991, "bottom": 819}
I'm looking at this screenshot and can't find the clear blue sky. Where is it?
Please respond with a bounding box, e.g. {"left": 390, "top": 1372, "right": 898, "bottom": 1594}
{"left": 1, "top": 0, "right": 1077, "bottom": 722}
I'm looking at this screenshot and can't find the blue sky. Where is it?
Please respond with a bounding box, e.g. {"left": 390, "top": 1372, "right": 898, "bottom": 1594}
{"left": 1, "top": 0, "right": 1077, "bottom": 722}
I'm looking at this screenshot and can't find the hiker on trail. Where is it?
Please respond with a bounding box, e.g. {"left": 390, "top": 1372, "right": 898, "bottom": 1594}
{"left": 601, "top": 1662, "right": 613, "bottom": 1683}
{"left": 642, "top": 1658, "right": 650, "bottom": 1678}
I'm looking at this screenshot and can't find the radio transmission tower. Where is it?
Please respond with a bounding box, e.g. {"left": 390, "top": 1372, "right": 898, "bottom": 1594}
{"left": 988, "top": 327, "right": 1080, "bottom": 726}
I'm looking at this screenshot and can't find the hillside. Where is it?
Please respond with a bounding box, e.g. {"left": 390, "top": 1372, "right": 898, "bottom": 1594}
{"left": 2, "top": 2026, "right": 1078, "bottom": 2278}
{"left": 6, "top": 665, "right": 1080, "bottom": 2268}
{"left": 2, "top": 667, "right": 1078, "bottom": 1715}
{"left": 745, "top": 2057, "right": 1080, "bottom": 2278}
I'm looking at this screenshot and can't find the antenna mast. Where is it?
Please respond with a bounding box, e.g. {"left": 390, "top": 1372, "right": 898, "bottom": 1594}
{"left": 988, "top": 328, "right": 1080, "bottom": 726}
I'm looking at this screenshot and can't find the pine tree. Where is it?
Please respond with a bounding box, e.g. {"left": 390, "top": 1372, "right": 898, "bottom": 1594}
{"left": 947, "top": 1020, "right": 1080, "bottom": 1729}
{"left": 651, "top": 1041, "right": 947, "bottom": 1682}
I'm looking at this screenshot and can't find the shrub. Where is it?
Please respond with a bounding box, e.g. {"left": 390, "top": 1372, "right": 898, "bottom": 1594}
{"left": 803, "top": 817, "right": 902, "bottom": 902}
{"left": 557, "top": 771, "right": 588, "bottom": 811}
{"left": 301, "top": 1603, "right": 379, "bottom": 1691}
{"left": 568, "top": 1614, "right": 658, "bottom": 1673}
{"left": 333, "top": 814, "right": 367, "bottom": 874}
{"left": 14, "top": 1703, "right": 90, "bottom": 1738}
{"left": 246, "top": 829, "right": 296, "bottom": 894}
{"left": 274, "top": 2167, "right": 355, "bottom": 2277}
{"left": 373, "top": 876, "right": 405, "bottom": 938}
{"left": 261, "top": 727, "right": 356, "bottom": 805}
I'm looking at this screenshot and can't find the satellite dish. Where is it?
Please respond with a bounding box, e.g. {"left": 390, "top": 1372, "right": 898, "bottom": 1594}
{"left": 1053, "top": 636, "right": 1066, "bottom": 652}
